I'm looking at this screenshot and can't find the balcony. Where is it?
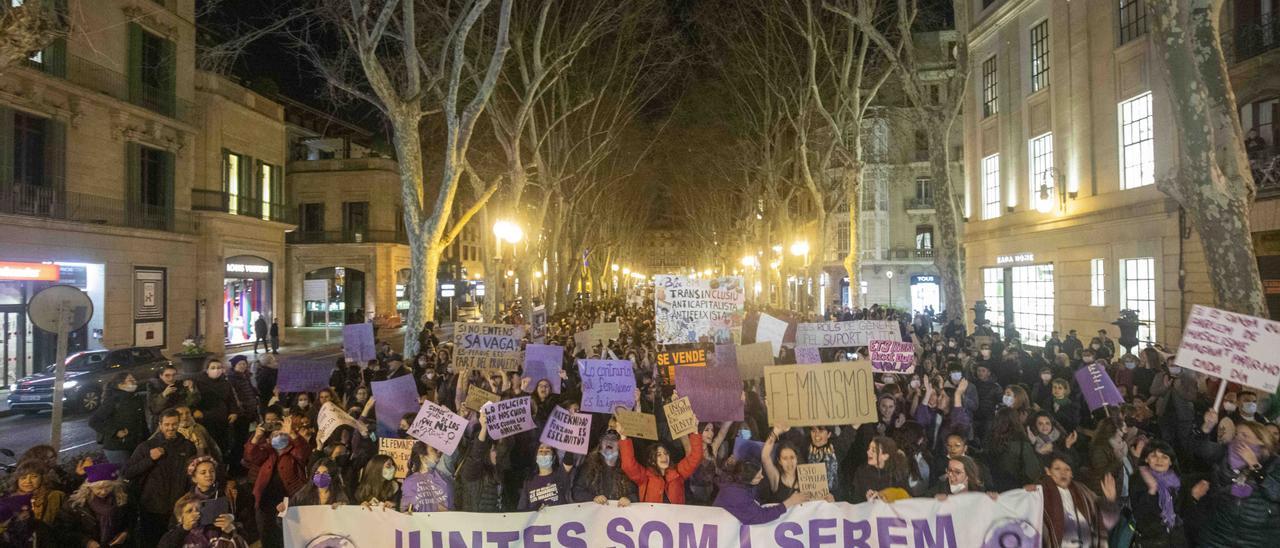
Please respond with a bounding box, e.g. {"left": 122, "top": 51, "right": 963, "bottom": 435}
{"left": 915, "top": 248, "right": 934, "bottom": 258}
{"left": 1223, "top": 13, "right": 1279, "bottom": 65}
{"left": 906, "top": 196, "right": 935, "bottom": 212}
{"left": 287, "top": 230, "right": 407, "bottom": 245}
{"left": 1252, "top": 146, "right": 1280, "bottom": 198}
{"left": 29, "top": 53, "right": 194, "bottom": 124}
{"left": 191, "top": 189, "right": 295, "bottom": 224}
{"left": 0, "top": 182, "right": 193, "bottom": 233}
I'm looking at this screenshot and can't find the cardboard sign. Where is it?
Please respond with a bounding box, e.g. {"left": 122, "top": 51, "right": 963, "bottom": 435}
{"left": 406, "top": 399, "right": 469, "bottom": 456}
{"left": 1075, "top": 363, "right": 1125, "bottom": 411}
{"left": 664, "top": 396, "right": 697, "bottom": 439}
{"left": 615, "top": 409, "right": 658, "bottom": 440}
{"left": 763, "top": 362, "right": 877, "bottom": 427}
{"left": 1176, "top": 304, "right": 1280, "bottom": 392}
{"left": 453, "top": 323, "right": 523, "bottom": 371}
{"left": 654, "top": 275, "right": 746, "bottom": 345}
{"left": 481, "top": 397, "right": 536, "bottom": 439}
{"left": 869, "top": 339, "right": 916, "bottom": 373}
{"left": 463, "top": 384, "right": 501, "bottom": 412}
{"left": 736, "top": 342, "right": 775, "bottom": 379}
{"left": 378, "top": 437, "right": 416, "bottom": 479}
{"left": 541, "top": 406, "right": 592, "bottom": 454}
{"left": 400, "top": 472, "right": 453, "bottom": 512}
{"left": 316, "top": 402, "right": 362, "bottom": 445}
{"left": 797, "top": 463, "right": 831, "bottom": 499}
{"left": 578, "top": 359, "right": 637, "bottom": 414}
{"left": 574, "top": 322, "right": 620, "bottom": 349}
{"left": 675, "top": 362, "right": 743, "bottom": 422}
{"left": 342, "top": 323, "right": 376, "bottom": 364}
{"left": 794, "top": 346, "right": 822, "bottom": 364}
{"left": 795, "top": 321, "right": 899, "bottom": 348}
{"left": 756, "top": 313, "right": 789, "bottom": 356}
{"left": 371, "top": 375, "right": 420, "bottom": 438}
{"left": 523, "top": 344, "right": 564, "bottom": 393}
{"left": 531, "top": 306, "right": 548, "bottom": 342}
{"left": 276, "top": 360, "right": 334, "bottom": 393}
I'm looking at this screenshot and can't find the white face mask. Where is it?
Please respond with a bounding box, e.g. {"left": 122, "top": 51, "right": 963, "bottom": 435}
{"left": 1091, "top": 344, "right": 1100, "bottom": 350}
{"left": 950, "top": 372, "right": 963, "bottom": 383}
{"left": 382, "top": 467, "right": 396, "bottom": 481}
{"left": 950, "top": 483, "right": 967, "bottom": 494}
{"left": 1243, "top": 402, "right": 1258, "bottom": 415}
{"left": 1041, "top": 374, "right": 1052, "bottom": 383}
{"left": 1002, "top": 394, "right": 1015, "bottom": 407}
{"left": 909, "top": 379, "right": 921, "bottom": 389}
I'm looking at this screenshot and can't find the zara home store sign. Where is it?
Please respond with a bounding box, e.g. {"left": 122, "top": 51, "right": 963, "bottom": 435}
{"left": 995, "top": 252, "right": 1035, "bottom": 265}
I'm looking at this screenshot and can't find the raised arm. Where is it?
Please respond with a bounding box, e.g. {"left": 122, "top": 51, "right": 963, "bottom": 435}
{"left": 762, "top": 425, "right": 784, "bottom": 490}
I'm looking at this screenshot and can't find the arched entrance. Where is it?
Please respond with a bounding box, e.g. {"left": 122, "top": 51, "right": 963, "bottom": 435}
{"left": 224, "top": 255, "right": 273, "bottom": 345}
{"left": 304, "top": 267, "right": 366, "bottom": 326}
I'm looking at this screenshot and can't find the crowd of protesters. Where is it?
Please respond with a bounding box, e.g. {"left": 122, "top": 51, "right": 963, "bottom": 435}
{"left": 0, "top": 293, "right": 1277, "bottom": 548}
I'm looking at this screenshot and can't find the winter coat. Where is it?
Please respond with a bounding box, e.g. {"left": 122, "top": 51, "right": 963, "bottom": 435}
{"left": 713, "top": 482, "right": 785, "bottom": 525}
{"left": 121, "top": 433, "right": 196, "bottom": 515}
{"left": 1197, "top": 453, "right": 1280, "bottom": 547}
{"left": 985, "top": 437, "right": 1041, "bottom": 492}
{"left": 242, "top": 436, "right": 312, "bottom": 507}
{"left": 619, "top": 433, "right": 703, "bottom": 504}
{"left": 55, "top": 493, "right": 137, "bottom": 548}
{"left": 1128, "top": 471, "right": 1190, "bottom": 548}
{"left": 146, "top": 379, "right": 198, "bottom": 427}
{"left": 226, "top": 370, "right": 259, "bottom": 421}
{"left": 193, "top": 376, "right": 236, "bottom": 424}
{"left": 570, "top": 457, "right": 637, "bottom": 503}
{"left": 460, "top": 437, "right": 508, "bottom": 512}
{"left": 89, "top": 386, "right": 149, "bottom": 452}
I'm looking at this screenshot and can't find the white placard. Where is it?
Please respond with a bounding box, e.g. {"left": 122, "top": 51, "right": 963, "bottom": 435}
{"left": 795, "top": 320, "right": 899, "bottom": 348}
{"left": 1176, "top": 305, "right": 1280, "bottom": 393}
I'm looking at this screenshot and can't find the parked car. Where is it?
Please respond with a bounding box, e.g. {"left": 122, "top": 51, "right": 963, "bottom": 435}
{"left": 7, "top": 347, "right": 171, "bottom": 414}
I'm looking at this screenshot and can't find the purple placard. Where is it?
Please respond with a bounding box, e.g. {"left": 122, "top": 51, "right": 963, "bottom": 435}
{"left": 868, "top": 340, "right": 915, "bottom": 373}
{"left": 1075, "top": 363, "right": 1125, "bottom": 411}
{"left": 712, "top": 344, "right": 737, "bottom": 369}
{"left": 523, "top": 344, "right": 564, "bottom": 393}
{"left": 343, "top": 323, "right": 377, "bottom": 364}
{"left": 406, "top": 399, "right": 469, "bottom": 456}
{"left": 371, "top": 375, "right": 420, "bottom": 438}
{"left": 275, "top": 360, "right": 334, "bottom": 393}
{"left": 540, "top": 406, "right": 591, "bottom": 454}
{"left": 733, "top": 437, "right": 764, "bottom": 463}
{"left": 795, "top": 346, "right": 821, "bottom": 364}
{"left": 482, "top": 397, "right": 536, "bottom": 439}
{"left": 400, "top": 471, "right": 454, "bottom": 512}
{"left": 577, "top": 359, "right": 637, "bottom": 413}
{"left": 675, "top": 363, "right": 744, "bottom": 422}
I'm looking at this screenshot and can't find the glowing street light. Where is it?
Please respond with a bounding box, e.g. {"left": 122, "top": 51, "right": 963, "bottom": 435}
{"left": 623, "top": 267, "right": 631, "bottom": 275}
{"left": 611, "top": 263, "right": 620, "bottom": 272}
{"left": 790, "top": 241, "right": 810, "bottom": 257}
{"left": 741, "top": 255, "right": 758, "bottom": 268}
{"left": 493, "top": 220, "right": 524, "bottom": 244}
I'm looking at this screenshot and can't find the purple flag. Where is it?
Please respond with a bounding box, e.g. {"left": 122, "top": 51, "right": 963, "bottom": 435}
{"left": 675, "top": 362, "right": 744, "bottom": 422}
{"left": 1075, "top": 363, "right": 1125, "bottom": 411}
{"left": 275, "top": 360, "right": 334, "bottom": 393}
{"left": 523, "top": 344, "right": 564, "bottom": 393}
{"left": 371, "top": 375, "right": 419, "bottom": 438}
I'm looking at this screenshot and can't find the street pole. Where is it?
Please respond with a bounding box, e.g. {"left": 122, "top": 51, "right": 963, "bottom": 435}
{"left": 49, "top": 304, "right": 70, "bottom": 451}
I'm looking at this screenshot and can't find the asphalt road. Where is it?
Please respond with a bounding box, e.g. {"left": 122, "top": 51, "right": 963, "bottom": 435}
{"left": 0, "top": 411, "right": 96, "bottom": 461}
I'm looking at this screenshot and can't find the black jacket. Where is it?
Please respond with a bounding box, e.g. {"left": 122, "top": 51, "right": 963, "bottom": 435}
{"left": 122, "top": 434, "right": 196, "bottom": 515}
{"left": 89, "top": 386, "right": 149, "bottom": 451}
{"left": 193, "top": 376, "right": 235, "bottom": 424}
{"left": 55, "top": 495, "right": 137, "bottom": 548}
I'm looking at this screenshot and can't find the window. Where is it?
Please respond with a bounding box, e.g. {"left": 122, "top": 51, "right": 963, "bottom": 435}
{"left": 127, "top": 143, "right": 174, "bottom": 230}
{"left": 1120, "top": 257, "right": 1156, "bottom": 344}
{"left": 982, "top": 56, "right": 999, "bottom": 117}
{"left": 343, "top": 202, "right": 369, "bottom": 239}
{"left": 299, "top": 203, "right": 324, "bottom": 234}
{"left": 223, "top": 151, "right": 245, "bottom": 213}
{"left": 1010, "top": 264, "right": 1055, "bottom": 345}
{"left": 13, "top": 112, "right": 45, "bottom": 186}
{"left": 982, "top": 267, "right": 1005, "bottom": 332}
{"left": 1119, "top": 92, "right": 1155, "bottom": 189}
{"left": 1091, "top": 258, "right": 1106, "bottom": 306}
{"left": 259, "top": 162, "right": 282, "bottom": 221}
{"left": 1119, "top": 0, "right": 1148, "bottom": 45}
{"left": 982, "top": 154, "right": 1001, "bottom": 219}
{"left": 1030, "top": 20, "right": 1049, "bottom": 92}
{"left": 915, "top": 177, "right": 933, "bottom": 203}
{"left": 915, "top": 225, "right": 933, "bottom": 249}
{"left": 837, "top": 220, "right": 851, "bottom": 255}
{"left": 128, "top": 23, "right": 176, "bottom": 117}
{"left": 1241, "top": 98, "right": 1277, "bottom": 150}
{"left": 914, "top": 130, "right": 929, "bottom": 161}
{"left": 1028, "top": 133, "right": 1054, "bottom": 211}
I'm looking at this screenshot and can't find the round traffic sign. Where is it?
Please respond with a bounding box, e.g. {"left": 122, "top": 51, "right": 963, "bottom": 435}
{"left": 28, "top": 285, "right": 94, "bottom": 333}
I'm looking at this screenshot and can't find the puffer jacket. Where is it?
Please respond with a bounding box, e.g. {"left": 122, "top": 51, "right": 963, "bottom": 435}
{"left": 619, "top": 433, "right": 702, "bottom": 504}
{"left": 227, "top": 369, "right": 259, "bottom": 422}
{"left": 460, "top": 437, "right": 508, "bottom": 512}
{"left": 1197, "top": 454, "right": 1280, "bottom": 547}
{"left": 89, "top": 386, "right": 149, "bottom": 452}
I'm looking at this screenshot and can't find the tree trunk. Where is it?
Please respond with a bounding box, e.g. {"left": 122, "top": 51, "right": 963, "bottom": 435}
{"left": 928, "top": 131, "right": 966, "bottom": 320}
{"left": 842, "top": 163, "right": 862, "bottom": 310}
{"left": 393, "top": 120, "right": 429, "bottom": 359}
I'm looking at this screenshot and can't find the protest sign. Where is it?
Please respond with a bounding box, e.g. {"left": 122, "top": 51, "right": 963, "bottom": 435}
{"left": 655, "top": 344, "right": 707, "bottom": 385}
{"left": 578, "top": 359, "right": 637, "bottom": 413}
{"left": 664, "top": 396, "right": 698, "bottom": 439}
{"left": 764, "top": 362, "right": 877, "bottom": 427}
{"left": 796, "top": 320, "right": 899, "bottom": 348}
{"left": 453, "top": 323, "right": 523, "bottom": 371}
{"left": 733, "top": 437, "right": 764, "bottom": 463}
{"left": 406, "top": 400, "right": 469, "bottom": 456}
{"left": 654, "top": 275, "right": 746, "bottom": 345}
{"left": 574, "top": 322, "right": 620, "bottom": 349}
{"left": 756, "top": 313, "right": 789, "bottom": 356}
{"left": 463, "top": 384, "right": 501, "bottom": 412}
{"left": 531, "top": 305, "right": 547, "bottom": 342}
{"left": 400, "top": 472, "right": 453, "bottom": 512}
{"left": 794, "top": 346, "right": 822, "bottom": 364}
{"left": 541, "top": 406, "right": 592, "bottom": 454}
{"left": 615, "top": 409, "right": 658, "bottom": 440}
{"left": 523, "top": 344, "right": 564, "bottom": 393}
{"left": 736, "top": 342, "right": 775, "bottom": 379}
{"left": 481, "top": 397, "right": 535, "bottom": 439}
{"left": 378, "top": 438, "right": 415, "bottom": 479}
{"left": 370, "top": 375, "right": 420, "bottom": 438}
{"left": 1176, "top": 304, "right": 1280, "bottom": 393}
{"left": 316, "top": 402, "right": 362, "bottom": 445}
{"left": 797, "top": 463, "right": 831, "bottom": 500}
{"left": 675, "top": 362, "right": 743, "bottom": 422}
{"left": 869, "top": 339, "right": 916, "bottom": 373}
{"left": 342, "top": 323, "right": 376, "bottom": 364}
{"left": 286, "top": 490, "right": 1046, "bottom": 547}
{"left": 275, "top": 360, "right": 334, "bottom": 393}
{"left": 1075, "top": 363, "right": 1125, "bottom": 411}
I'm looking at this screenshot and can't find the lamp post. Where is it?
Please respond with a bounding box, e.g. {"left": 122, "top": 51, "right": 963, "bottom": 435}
{"left": 493, "top": 220, "right": 523, "bottom": 314}
{"left": 885, "top": 269, "right": 895, "bottom": 309}
{"left": 790, "top": 241, "right": 810, "bottom": 312}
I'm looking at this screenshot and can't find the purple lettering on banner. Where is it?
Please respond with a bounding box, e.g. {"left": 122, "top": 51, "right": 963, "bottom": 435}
{"left": 877, "top": 517, "right": 908, "bottom": 546}
{"left": 342, "top": 323, "right": 376, "bottom": 364}
{"left": 523, "top": 525, "right": 551, "bottom": 548}
{"left": 557, "top": 522, "right": 587, "bottom": 548}
{"left": 678, "top": 523, "right": 716, "bottom": 548}
{"left": 795, "top": 346, "right": 821, "bottom": 364}
{"left": 607, "top": 517, "right": 634, "bottom": 545}
{"left": 914, "top": 515, "right": 958, "bottom": 548}
{"left": 638, "top": 521, "right": 673, "bottom": 547}
{"left": 371, "top": 375, "right": 420, "bottom": 438}
{"left": 775, "top": 522, "right": 804, "bottom": 548}
{"left": 523, "top": 344, "right": 564, "bottom": 393}
{"left": 810, "top": 518, "right": 838, "bottom": 547}
{"left": 844, "top": 518, "right": 872, "bottom": 547}
{"left": 275, "top": 360, "right": 334, "bottom": 393}
{"left": 577, "top": 359, "right": 637, "bottom": 413}
{"left": 675, "top": 362, "right": 744, "bottom": 422}
{"left": 1074, "top": 363, "right": 1125, "bottom": 411}
{"left": 487, "top": 531, "right": 520, "bottom": 547}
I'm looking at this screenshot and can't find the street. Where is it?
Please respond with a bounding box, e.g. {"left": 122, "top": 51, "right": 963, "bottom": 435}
{"left": 0, "top": 412, "right": 95, "bottom": 459}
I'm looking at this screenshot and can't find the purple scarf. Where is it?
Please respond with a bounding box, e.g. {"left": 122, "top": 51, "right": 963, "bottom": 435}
{"left": 1146, "top": 467, "right": 1180, "bottom": 529}
{"left": 1227, "top": 444, "right": 1264, "bottom": 497}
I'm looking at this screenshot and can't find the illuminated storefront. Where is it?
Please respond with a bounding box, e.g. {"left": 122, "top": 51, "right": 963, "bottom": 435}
{"left": 224, "top": 256, "right": 273, "bottom": 345}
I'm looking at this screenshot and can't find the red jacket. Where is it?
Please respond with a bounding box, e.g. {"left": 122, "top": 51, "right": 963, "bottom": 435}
{"left": 620, "top": 433, "right": 702, "bottom": 504}
{"left": 244, "top": 435, "right": 312, "bottom": 504}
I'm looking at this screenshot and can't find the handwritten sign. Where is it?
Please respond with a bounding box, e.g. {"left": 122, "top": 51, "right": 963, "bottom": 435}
{"left": 615, "top": 409, "right": 658, "bottom": 440}
{"left": 869, "top": 339, "right": 916, "bottom": 373}
{"left": 675, "top": 362, "right": 743, "bottom": 422}
{"left": 400, "top": 472, "right": 453, "bottom": 512}
{"left": 654, "top": 275, "right": 746, "bottom": 345}
{"left": 797, "top": 463, "right": 831, "bottom": 499}
{"left": 736, "top": 342, "right": 775, "bottom": 380}
{"left": 763, "top": 362, "right": 877, "bottom": 427}
{"left": 453, "top": 323, "right": 523, "bottom": 371}
{"left": 463, "top": 384, "right": 501, "bottom": 412}
{"left": 523, "top": 344, "right": 563, "bottom": 393}
{"left": 578, "top": 360, "right": 637, "bottom": 414}
{"left": 406, "top": 400, "right": 469, "bottom": 456}
{"left": 756, "top": 313, "right": 789, "bottom": 356}
{"left": 663, "top": 396, "right": 697, "bottom": 439}
{"left": 1075, "top": 363, "right": 1125, "bottom": 411}
{"left": 316, "top": 402, "right": 362, "bottom": 445}
{"left": 276, "top": 360, "right": 334, "bottom": 393}
{"left": 796, "top": 321, "right": 899, "bottom": 349}
{"left": 541, "top": 406, "right": 592, "bottom": 454}
{"left": 1176, "top": 305, "right": 1280, "bottom": 393}
{"left": 794, "top": 346, "right": 821, "bottom": 364}
{"left": 371, "top": 375, "right": 420, "bottom": 438}
{"left": 342, "top": 323, "right": 376, "bottom": 364}
{"left": 574, "top": 322, "right": 620, "bottom": 349}
{"left": 378, "top": 438, "right": 415, "bottom": 479}
{"left": 481, "top": 397, "right": 535, "bottom": 439}
{"left": 531, "top": 305, "right": 547, "bottom": 342}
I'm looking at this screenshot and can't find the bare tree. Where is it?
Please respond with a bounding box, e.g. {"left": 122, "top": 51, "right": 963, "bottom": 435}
{"left": 0, "top": 1, "right": 63, "bottom": 74}
{"left": 300, "top": 0, "right": 513, "bottom": 357}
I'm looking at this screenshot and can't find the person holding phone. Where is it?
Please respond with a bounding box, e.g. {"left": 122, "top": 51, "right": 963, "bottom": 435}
{"left": 157, "top": 493, "right": 247, "bottom": 548}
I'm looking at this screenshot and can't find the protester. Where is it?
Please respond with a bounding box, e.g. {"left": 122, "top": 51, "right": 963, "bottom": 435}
{"left": 712, "top": 459, "right": 807, "bottom": 525}
{"left": 618, "top": 416, "right": 703, "bottom": 504}
{"left": 243, "top": 419, "right": 310, "bottom": 548}
{"left": 1037, "top": 451, "right": 1120, "bottom": 548}
{"left": 55, "top": 462, "right": 133, "bottom": 548}
{"left": 89, "top": 372, "right": 148, "bottom": 465}
{"left": 1196, "top": 411, "right": 1280, "bottom": 546}
{"left": 158, "top": 493, "right": 247, "bottom": 548}
{"left": 9, "top": 462, "right": 63, "bottom": 526}
{"left": 122, "top": 408, "right": 195, "bottom": 546}
{"left": 193, "top": 360, "right": 238, "bottom": 462}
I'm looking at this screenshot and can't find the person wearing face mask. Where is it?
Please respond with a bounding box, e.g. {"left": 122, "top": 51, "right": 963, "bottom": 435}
{"left": 193, "top": 360, "right": 238, "bottom": 463}
{"left": 1196, "top": 412, "right": 1280, "bottom": 547}
{"left": 571, "top": 432, "right": 636, "bottom": 505}
{"left": 288, "top": 458, "right": 351, "bottom": 509}
{"left": 932, "top": 455, "right": 990, "bottom": 500}
{"left": 123, "top": 409, "right": 196, "bottom": 546}
{"left": 518, "top": 444, "right": 572, "bottom": 510}
{"left": 400, "top": 443, "right": 455, "bottom": 512}
{"left": 1031, "top": 368, "right": 1056, "bottom": 410}
{"left": 243, "top": 415, "right": 311, "bottom": 548}
{"left": 89, "top": 372, "right": 149, "bottom": 464}
{"left": 148, "top": 365, "right": 199, "bottom": 430}
{"left": 226, "top": 356, "right": 260, "bottom": 476}
{"left": 1150, "top": 360, "right": 1200, "bottom": 460}
{"left": 1114, "top": 353, "right": 1141, "bottom": 398}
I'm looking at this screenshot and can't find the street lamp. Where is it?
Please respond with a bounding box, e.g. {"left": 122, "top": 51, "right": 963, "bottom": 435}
{"left": 790, "top": 241, "right": 809, "bottom": 256}
{"left": 612, "top": 264, "right": 620, "bottom": 272}
{"left": 493, "top": 219, "right": 524, "bottom": 244}
{"left": 741, "top": 255, "right": 757, "bottom": 268}
{"left": 886, "top": 270, "right": 894, "bottom": 308}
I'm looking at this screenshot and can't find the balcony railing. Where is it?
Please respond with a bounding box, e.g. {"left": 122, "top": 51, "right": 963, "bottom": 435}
{"left": 33, "top": 53, "right": 195, "bottom": 123}
{"left": 287, "top": 230, "right": 407, "bottom": 245}
{"left": 0, "top": 183, "right": 193, "bottom": 233}
{"left": 1252, "top": 146, "right": 1280, "bottom": 197}
{"left": 906, "top": 196, "right": 935, "bottom": 210}
{"left": 1223, "top": 12, "right": 1279, "bottom": 64}
{"left": 915, "top": 248, "right": 934, "bottom": 258}
{"left": 191, "top": 189, "right": 295, "bottom": 223}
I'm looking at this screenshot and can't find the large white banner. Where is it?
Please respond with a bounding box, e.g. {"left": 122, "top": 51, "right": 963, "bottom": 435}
{"left": 796, "top": 320, "right": 900, "bottom": 348}
{"left": 1177, "top": 304, "right": 1280, "bottom": 392}
{"left": 654, "top": 275, "right": 746, "bottom": 345}
{"left": 284, "top": 490, "right": 1043, "bottom": 547}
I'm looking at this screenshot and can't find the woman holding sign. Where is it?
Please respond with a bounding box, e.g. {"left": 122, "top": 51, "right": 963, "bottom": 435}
{"left": 618, "top": 414, "right": 703, "bottom": 504}
{"left": 760, "top": 425, "right": 806, "bottom": 504}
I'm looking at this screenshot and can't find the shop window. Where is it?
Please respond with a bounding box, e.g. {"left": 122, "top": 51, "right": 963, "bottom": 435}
{"left": 1010, "top": 264, "right": 1055, "bottom": 345}
{"left": 982, "top": 267, "right": 1005, "bottom": 332}
{"left": 1120, "top": 257, "right": 1156, "bottom": 344}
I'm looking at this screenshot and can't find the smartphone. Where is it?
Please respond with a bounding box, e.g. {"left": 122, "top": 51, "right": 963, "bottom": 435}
{"left": 197, "top": 498, "right": 231, "bottom": 527}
